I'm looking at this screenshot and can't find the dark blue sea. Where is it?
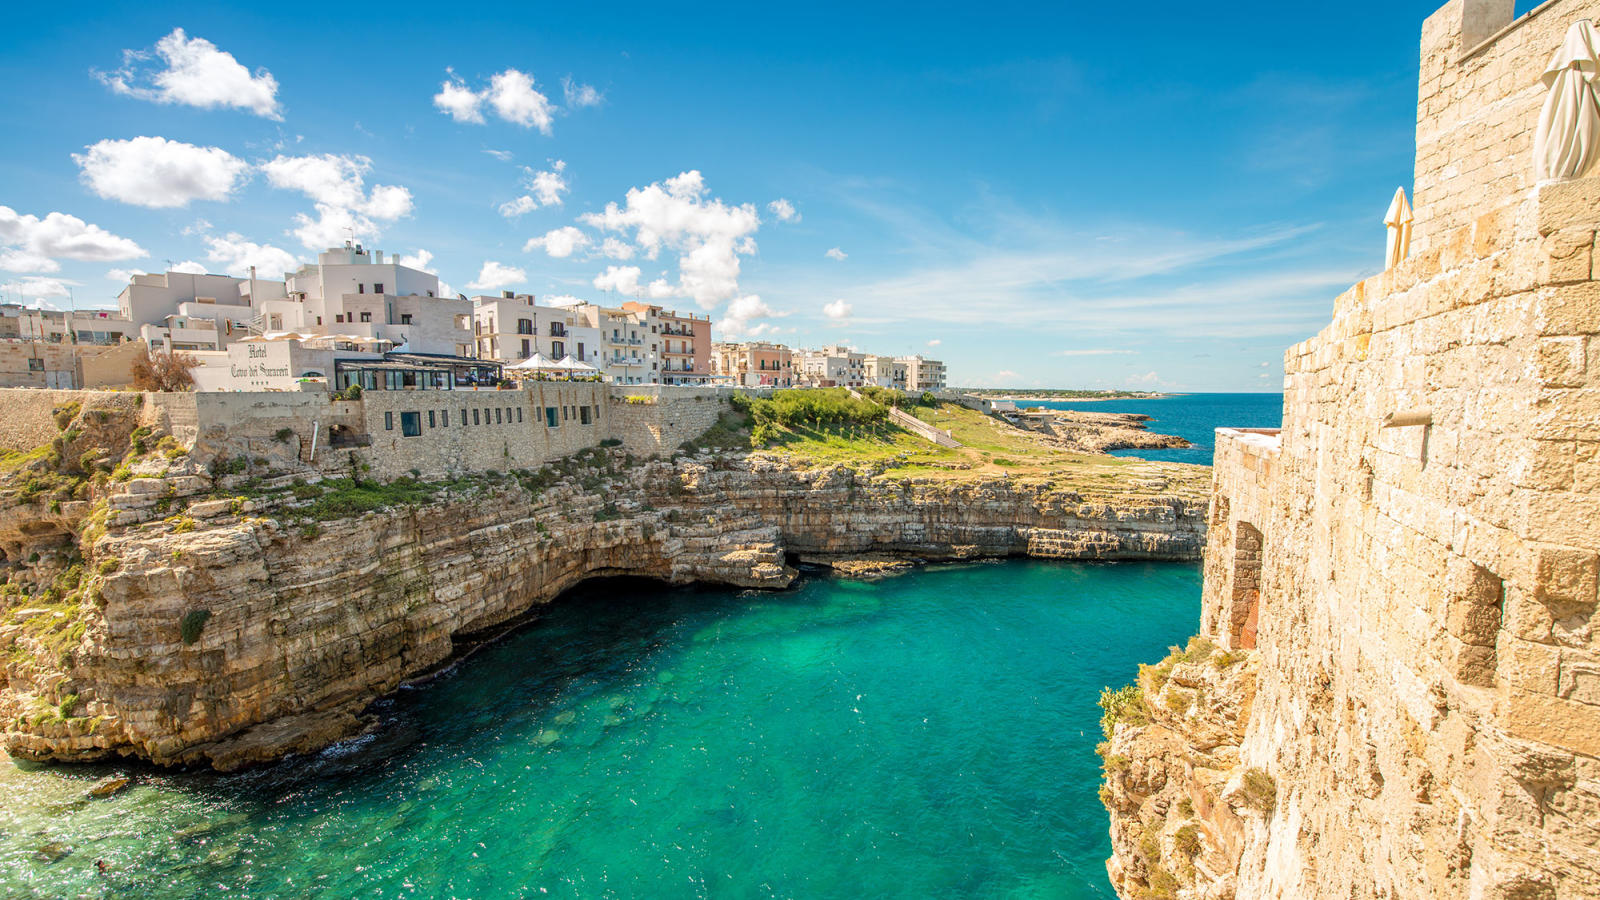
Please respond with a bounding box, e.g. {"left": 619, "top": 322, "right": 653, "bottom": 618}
{"left": 1028, "top": 392, "right": 1284, "bottom": 465}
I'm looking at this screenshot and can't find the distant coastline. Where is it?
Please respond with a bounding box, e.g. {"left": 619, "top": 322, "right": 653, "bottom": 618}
{"left": 960, "top": 390, "right": 1176, "bottom": 403}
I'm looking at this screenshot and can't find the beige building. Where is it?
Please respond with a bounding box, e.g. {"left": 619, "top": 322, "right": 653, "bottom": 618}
{"left": 863, "top": 354, "right": 907, "bottom": 390}
{"left": 712, "top": 341, "right": 794, "bottom": 387}
{"left": 796, "top": 345, "right": 866, "bottom": 387}
{"left": 897, "top": 355, "right": 946, "bottom": 391}
{"left": 472, "top": 293, "right": 540, "bottom": 362}
{"left": 623, "top": 301, "right": 713, "bottom": 385}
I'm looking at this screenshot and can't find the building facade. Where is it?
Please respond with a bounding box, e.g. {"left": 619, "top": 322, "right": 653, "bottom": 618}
{"left": 711, "top": 341, "right": 794, "bottom": 387}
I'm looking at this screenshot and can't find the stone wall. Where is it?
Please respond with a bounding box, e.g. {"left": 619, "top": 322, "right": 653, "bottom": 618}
{"left": 1108, "top": 176, "right": 1600, "bottom": 899}
{"left": 607, "top": 385, "right": 730, "bottom": 455}
{"left": 1413, "top": 0, "right": 1600, "bottom": 247}
{"left": 0, "top": 389, "right": 135, "bottom": 452}
{"left": 360, "top": 383, "right": 610, "bottom": 480}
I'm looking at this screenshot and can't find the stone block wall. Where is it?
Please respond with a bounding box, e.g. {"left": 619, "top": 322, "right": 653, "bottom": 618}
{"left": 0, "top": 389, "right": 135, "bottom": 451}
{"left": 607, "top": 385, "right": 730, "bottom": 456}
{"left": 1414, "top": 0, "right": 1600, "bottom": 248}
{"left": 1201, "top": 179, "right": 1600, "bottom": 897}
{"left": 359, "top": 383, "right": 610, "bottom": 481}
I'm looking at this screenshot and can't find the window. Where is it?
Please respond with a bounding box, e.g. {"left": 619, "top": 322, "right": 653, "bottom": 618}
{"left": 374, "top": 283, "right": 384, "bottom": 294}
{"left": 442, "top": 410, "right": 449, "bottom": 427}
{"left": 562, "top": 406, "right": 568, "bottom": 421}
{"left": 546, "top": 407, "right": 559, "bottom": 427}
{"left": 517, "top": 318, "right": 532, "bottom": 334}
{"left": 521, "top": 340, "right": 530, "bottom": 358}
{"left": 400, "top": 412, "right": 422, "bottom": 436}
{"left": 27, "top": 358, "right": 43, "bottom": 371}
{"left": 358, "top": 284, "right": 365, "bottom": 294}
{"left": 384, "top": 411, "right": 394, "bottom": 430}
{"left": 360, "top": 312, "right": 372, "bottom": 323}
{"left": 316, "top": 316, "right": 323, "bottom": 326}
{"left": 473, "top": 408, "right": 480, "bottom": 426}
{"left": 336, "top": 314, "right": 346, "bottom": 324}
{"left": 495, "top": 408, "right": 503, "bottom": 424}
{"left": 517, "top": 408, "right": 523, "bottom": 423}
{"left": 552, "top": 341, "right": 564, "bottom": 358}
{"left": 400, "top": 314, "right": 413, "bottom": 325}
{"left": 580, "top": 406, "right": 591, "bottom": 425}
{"left": 577, "top": 342, "right": 584, "bottom": 359}
{"left": 428, "top": 410, "right": 436, "bottom": 428}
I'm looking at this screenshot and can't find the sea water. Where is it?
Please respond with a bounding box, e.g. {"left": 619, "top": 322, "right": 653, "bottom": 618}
{"left": 1028, "top": 392, "right": 1284, "bottom": 465}
{"left": 0, "top": 560, "right": 1200, "bottom": 898}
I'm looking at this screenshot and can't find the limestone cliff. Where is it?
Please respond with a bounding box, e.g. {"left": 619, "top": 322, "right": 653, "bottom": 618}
{"left": 1, "top": 417, "right": 1206, "bottom": 770}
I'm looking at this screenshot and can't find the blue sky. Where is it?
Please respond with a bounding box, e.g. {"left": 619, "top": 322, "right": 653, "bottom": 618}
{"left": 1, "top": 1, "right": 1456, "bottom": 390}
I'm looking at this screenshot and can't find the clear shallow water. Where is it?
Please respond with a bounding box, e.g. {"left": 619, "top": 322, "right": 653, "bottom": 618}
{"left": 0, "top": 561, "right": 1199, "bottom": 899}
{"left": 1028, "top": 392, "right": 1283, "bottom": 465}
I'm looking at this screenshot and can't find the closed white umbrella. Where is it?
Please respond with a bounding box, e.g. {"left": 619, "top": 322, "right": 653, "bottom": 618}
{"left": 1535, "top": 20, "right": 1600, "bottom": 180}
{"left": 1384, "top": 187, "right": 1412, "bottom": 270}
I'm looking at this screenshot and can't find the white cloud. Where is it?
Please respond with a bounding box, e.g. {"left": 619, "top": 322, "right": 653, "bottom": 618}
{"left": 1054, "top": 348, "right": 1135, "bottom": 357}
{"left": 498, "top": 196, "right": 540, "bottom": 218}
{"left": 768, "top": 198, "right": 799, "bottom": 222}
{"left": 170, "top": 260, "right": 209, "bottom": 275}
{"left": 927, "top": 339, "right": 941, "bottom": 347}
{"left": 484, "top": 149, "right": 513, "bottom": 162}
{"left": 524, "top": 226, "right": 590, "bottom": 258}
{"left": 489, "top": 70, "right": 555, "bottom": 132}
{"left": 578, "top": 170, "right": 761, "bottom": 308}
{"left": 822, "top": 299, "right": 852, "bottom": 320}
{"left": 434, "top": 74, "right": 485, "bottom": 123}
{"left": 721, "top": 294, "right": 787, "bottom": 338}
{"left": 825, "top": 246, "right": 847, "bottom": 261}
{"left": 97, "top": 28, "right": 281, "bottom": 119}
{"left": 1258, "top": 360, "right": 1270, "bottom": 367}
{"left": 202, "top": 232, "right": 300, "bottom": 278}
{"left": 74, "top": 137, "right": 248, "bottom": 208}
{"left": 499, "top": 160, "right": 568, "bottom": 216}
{"left": 466, "top": 260, "right": 526, "bottom": 292}
{"left": 1, "top": 276, "right": 77, "bottom": 304}
{"left": 0, "top": 206, "right": 146, "bottom": 274}
{"left": 106, "top": 267, "right": 146, "bottom": 282}
{"left": 600, "top": 237, "right": 635, "bottom": 260}
{"left": 397, "top": 249, "right": 437, "bottom": 273}
{"left": 996, "top": 370, "right": 1019, "bottom": 380}
{"left": 435, "top": 69, "right": 557, "bottom": 132}
{"left": 543, "top": 294, "right": 585, "bottom": 307}
{"left": 562, "top": 76, "right": 603, "bottom": 108}
{"left": 591, "top": 264, "right": 675, "bottom": 298}
{"left": 260, "top": 153, "right": 414, "bottom": 250}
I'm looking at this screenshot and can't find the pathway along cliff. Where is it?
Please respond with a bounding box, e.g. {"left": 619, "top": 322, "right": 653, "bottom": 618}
{"left": 0, "top": 393, "right": 1207, "bottom": 770}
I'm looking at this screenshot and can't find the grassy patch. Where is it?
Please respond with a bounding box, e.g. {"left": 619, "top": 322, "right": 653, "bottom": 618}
{"left": 1240, "top": 768, "right": 1277, "bottom": 814}
{"left": 179, "top": 609, "right": 212, "bottom": 645}
{"left": 291, "top": 477, "right": 444, "bottom": 521}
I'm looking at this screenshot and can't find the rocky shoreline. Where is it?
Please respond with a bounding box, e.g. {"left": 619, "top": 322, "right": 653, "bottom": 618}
{"left": 1, "top": 404, "right": 1208, "bottom": 770}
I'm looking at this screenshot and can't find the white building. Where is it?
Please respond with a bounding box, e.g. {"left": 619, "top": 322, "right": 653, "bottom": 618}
{"left": 258, "top": 242, "right": 472, "bottom": 358}
{"left": 797, "top": 345, "right": 866, "bottom": 387}
{"left": 897, "top": 355, "right": 947, "bottom": 390}
{"left": 117, "top": 269, "right": 285, "bottom": 351}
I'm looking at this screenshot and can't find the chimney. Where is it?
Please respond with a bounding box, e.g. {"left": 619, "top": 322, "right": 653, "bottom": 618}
{"left": 375, "top": 250, "right": 384, "bottom": 264}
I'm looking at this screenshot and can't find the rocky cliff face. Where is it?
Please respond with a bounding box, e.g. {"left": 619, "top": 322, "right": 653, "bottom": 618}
{"left": 2, "top": 434, "right": 1206, "bottom": 770}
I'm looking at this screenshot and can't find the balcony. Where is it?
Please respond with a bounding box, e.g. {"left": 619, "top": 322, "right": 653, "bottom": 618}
{"left": 548, "top": 325, "right": 567, "bottom": 337}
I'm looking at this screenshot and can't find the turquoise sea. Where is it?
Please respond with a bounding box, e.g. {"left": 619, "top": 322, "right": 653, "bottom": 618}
{"left": 1029, "top": 392, "right": 1284, "bottom": 465}
{"left": 1, "top": 561, "right": 1201, "bottom": 899}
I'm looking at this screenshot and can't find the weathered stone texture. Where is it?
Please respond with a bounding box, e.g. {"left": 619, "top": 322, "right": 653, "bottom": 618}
{"left": 1106, "top": 157, "right": 1600, "bottom": 900}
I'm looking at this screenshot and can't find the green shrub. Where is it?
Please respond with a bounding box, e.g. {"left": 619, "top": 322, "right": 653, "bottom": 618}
{"left": 167, "top": 515, "right": 196, "bottom": 534}
{"left": 52, "top": 402, "right": 81, "bottom": 430}
{"left": 1173, "top": 824, "right": 1201, "bottom": 858}
{"left": 599, "top": 438, "right": 622, "bottom": 448}
{"left": 56, "top": 693, "right": 80, "bottom": 720}
{"left": 179, "top": 609, "right": 212, "bottom": 645}
{"left": 274, "top": 428, "right": 296, "bottom": 443}
{"left": 96, "top": 557, "right": 121, "bottom": 575}
{"left": 1098, "top": 683, "right": 1148, "bottom": 737}
{"left": 1240, "top": 768, "right": 1276, "bottom": 814}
